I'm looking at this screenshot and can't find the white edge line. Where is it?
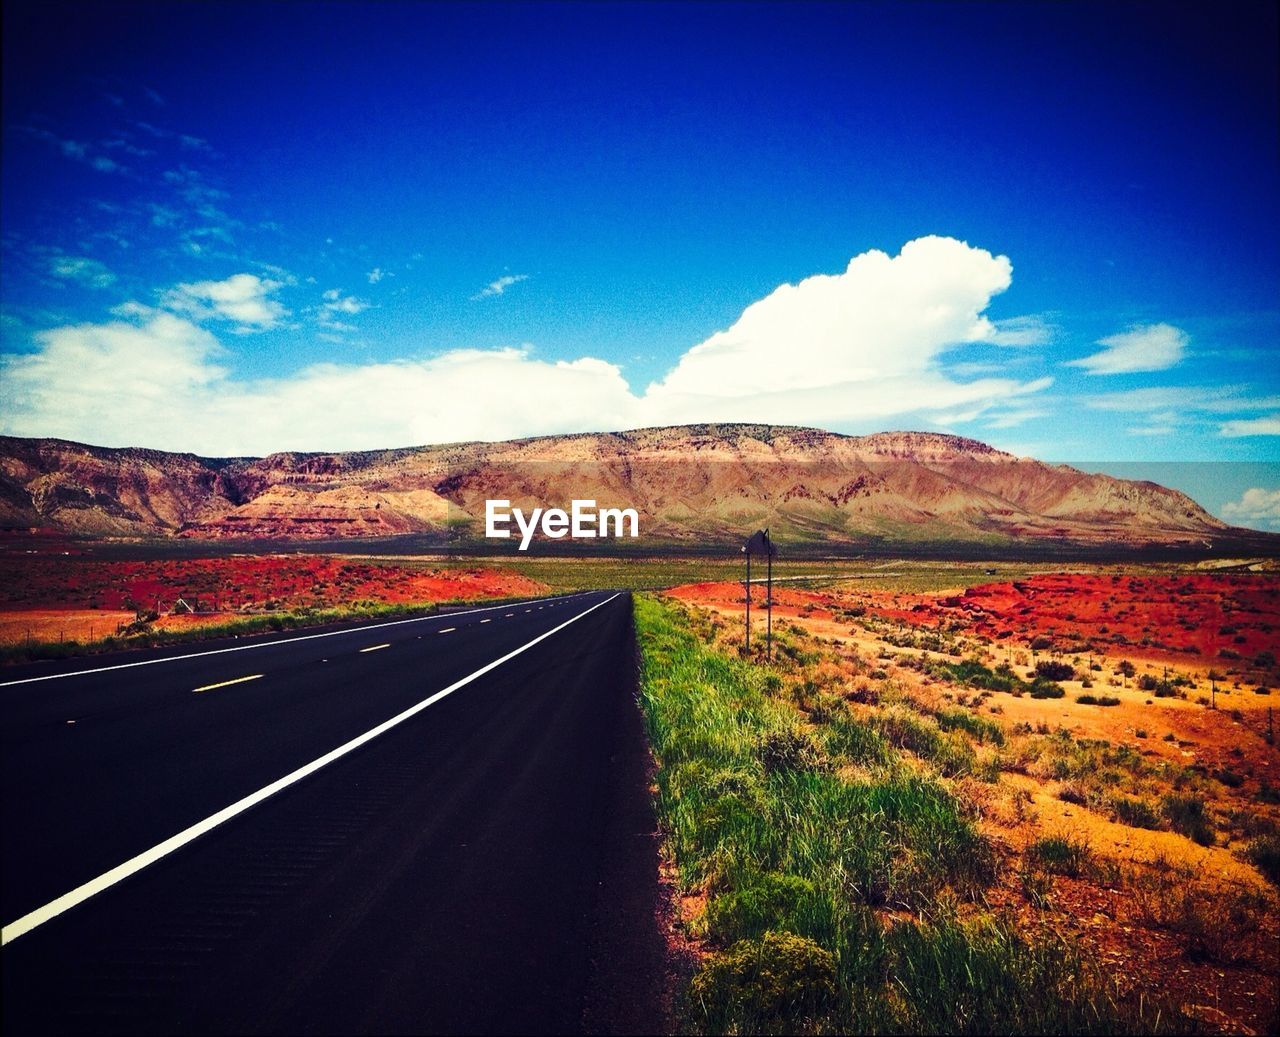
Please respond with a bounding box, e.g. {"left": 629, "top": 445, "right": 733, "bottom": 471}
{"left": 1, "top": 592, "right": 620, "bottom": 946}
{"left": 0, "top": 592, "right": 594, "bottom": 688}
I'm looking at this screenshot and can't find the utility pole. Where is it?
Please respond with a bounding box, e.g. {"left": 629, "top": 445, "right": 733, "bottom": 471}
{"left": 744, "top": 550, "right": 751, "bottom": 651}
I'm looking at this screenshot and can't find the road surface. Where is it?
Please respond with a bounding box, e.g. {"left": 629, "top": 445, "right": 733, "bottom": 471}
{"left": 1, "top": 590, "right": 665, "bottom": 1034}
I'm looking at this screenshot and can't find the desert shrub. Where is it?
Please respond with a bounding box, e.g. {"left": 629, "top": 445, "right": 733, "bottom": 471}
{"left": 1076, "top": 693, "right": 1121, "bottom": 706}
{"left": 936, "top": 707, "right": 1006, "bottom": 746}
{"left": 1027, "top": 835, "right": 1093, "bottom": 877}
{"left": 871, "top": 708, "right": 975, "bottom": 776}
{"left": 687, "top": 931, "right": 837, "bottom": 1034}
{"left": 1213, "top": 768, "right": 1245, "bottom": 789}
{"left": 1161, "top": 794, "right": 1214, "bottom": 846}
{"left": 1244, "top": 834, "right": 1280, "bottom": 885}
{"left": 1108, "top": 795, "right": 1161, "bottom": 830}
{"left": 1057, "top": 782, "right": 1089, "bottom": 806}
{"left": 1137, "top": 674, "right": 1158, "bottom": 691}
{"left": 1030, "top": 635, "right": 1053, "bottom": 651}
{"left": 942, "top": 658, "right": 1021, "bottom": 693}
{"left": 1035, "top": 660, "right": 1075, "bottom": 681}
{"left": 1028, "top": 677, "right": 1065, "bottom": 699}
{"left": 706, "top": 873, "right": 815, "bottom": 944}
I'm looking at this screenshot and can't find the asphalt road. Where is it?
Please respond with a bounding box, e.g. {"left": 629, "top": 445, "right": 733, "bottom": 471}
{"left": 1, "top": 590, "right": 665, "bottom": 1035}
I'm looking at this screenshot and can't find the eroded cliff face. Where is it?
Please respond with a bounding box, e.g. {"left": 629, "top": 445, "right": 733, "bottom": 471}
{"left": 0, "top": 425, "right": 1234, "bottom": 548}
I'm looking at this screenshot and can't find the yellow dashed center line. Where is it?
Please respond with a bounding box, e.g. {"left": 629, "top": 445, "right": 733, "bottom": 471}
{"left": 193, "top": 674, "right": 263, "bottom": 694}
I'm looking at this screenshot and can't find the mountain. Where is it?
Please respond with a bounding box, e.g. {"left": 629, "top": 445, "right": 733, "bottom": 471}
{"left": 0, "top": 425, "right": 1261, "bottom": 552}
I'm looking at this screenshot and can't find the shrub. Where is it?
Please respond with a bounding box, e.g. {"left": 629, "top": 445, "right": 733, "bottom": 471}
{"left": 871, "top": 708, "right": 975, "bottom": 776}
{"left": 1035, "top": 660, "right": 1075, "bottom": 681}
{"left": 936, "top": 707, "right": 1006, "bottom": 746}
{"left": 759, "top": 728, "right": 828, "bottom": 774}
{"left": 1028, "top": 835, "right": 1093, "bottom": 877}
{"left": 688, "top": 931, "right": 837, "bottom": 1033}
{"left": 706, "top": 873, "right": 815, "bottom": 944}
{"left": 1244, "top": 834, "right": 1280, "bottom": 885}
{"left": 1076, "top": 693, "right": 1121, "bottom": 706}
{"left": 1162, "top": 794, "right": 1214, "bottom": 846}
{"left": 1109, "top": 795, "right": 1161, "bottom": 830}
{"left": 1028, "top": 677, "right": 1065, "bottom": 699}
{"left": 824, "top": 714, "right": 892, "bottom": 766}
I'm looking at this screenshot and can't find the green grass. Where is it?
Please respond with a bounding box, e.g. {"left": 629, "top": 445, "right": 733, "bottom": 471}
{"left": 1027, "top": 835, "right": 1094, "bottom": 877}
{"left": 635, "top": 594, "right": 1172, "bottom": 1034}
{"left": 1161, "top": 794, "right": 1215, "bottom": 847}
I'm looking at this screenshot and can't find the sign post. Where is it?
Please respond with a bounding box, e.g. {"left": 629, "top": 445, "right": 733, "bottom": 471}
{"left": 741, "top": 528, "right": 778, "bottom": 659}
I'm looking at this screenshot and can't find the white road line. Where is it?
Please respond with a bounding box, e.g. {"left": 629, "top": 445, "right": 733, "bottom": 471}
{"left": 358, "top": 644, "right": 390, "bottom": 653}
{"left": 0, "top": 592, "right": 595, "bottom": 688}
{"left": 192, "top": 674, "right": 263, "bottom": 693}
{"left": 480, "top": 619, "right": 491, "bottom": 624}
{"left": 437, "top": 628, "right": 456, "bottom": 634}
{"left": 0, "top": 592, "right": 620, "bottom": 946}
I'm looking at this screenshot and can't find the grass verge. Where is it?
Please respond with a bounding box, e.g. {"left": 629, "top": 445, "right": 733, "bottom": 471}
{"left": 635, "top": 594, "right": 1178, "bottom": 1034}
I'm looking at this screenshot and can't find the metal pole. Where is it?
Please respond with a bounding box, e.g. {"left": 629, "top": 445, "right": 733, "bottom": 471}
{"left": 745, "top": 552, "right": 751, "bottom": 651}
{"left": 766, "top": 548, "right": 772, "bottom": 660}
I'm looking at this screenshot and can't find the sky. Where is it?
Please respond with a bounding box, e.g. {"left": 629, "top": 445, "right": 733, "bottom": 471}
{"left": 1, "top": 1, "right": 1278, "bottom": 527}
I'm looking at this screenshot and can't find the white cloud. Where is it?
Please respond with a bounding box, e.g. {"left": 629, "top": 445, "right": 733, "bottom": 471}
{"left": 1083, "top": 385, "right": 1280, "bottom": 414}
{"left": 1066, "top": 323, "right": 1188, "bottom": 375}
{"left": 163, "top": 273, "right": 287, "bottom": 330}
{"left": 1220, "top": 414, "right": 1280, "bottom": 438}
{"left": 0, "top": 237, "right": 1057, "bottom": 453}
{"left": 367, "top": 267, "right": 389, "bottom": 284}
{"left": 471, "top": 273, "right": 528, "bottom": 300}
{"left": 1126, "top": 410, "right": 1179, "bottom": 437}
{"left": 49, "top": 255, "right": 115, "bottom": 289}
{"left": 23, "top": 126, "right": 126, "bottom": 174}
{"left": 1220, "top": 487, "right": 1280, "bottom": 530}
{"left": 1, "top": 314, "right": 226, "bottom": 449}
{"left": 317, "top": 289, "right": 370, "bottom": 334}
{"left": 984, "top": 314, "right": 1055, "bottom": 347}
{"left": 321, "top": 288, "right": 368, "bottom": 315}
{"left": 642, "top": 236, "right": 1046, "bottom": 427}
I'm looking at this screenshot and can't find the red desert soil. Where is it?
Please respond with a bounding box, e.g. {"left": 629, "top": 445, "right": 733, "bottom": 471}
{"left": 0, "top": 555, "right": 547, "bottom": 645}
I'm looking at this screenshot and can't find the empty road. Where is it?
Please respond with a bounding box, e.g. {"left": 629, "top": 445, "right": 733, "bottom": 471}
{"left": 1, "top": 591, "right": 665, "bottom": 1034}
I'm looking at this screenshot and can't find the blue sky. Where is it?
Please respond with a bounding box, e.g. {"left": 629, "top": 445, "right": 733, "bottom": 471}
{"left": 1, "top": 1, "right": 1277, "bottom": 524}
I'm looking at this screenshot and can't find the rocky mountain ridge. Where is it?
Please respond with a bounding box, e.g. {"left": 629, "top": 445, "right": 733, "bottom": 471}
{"left": 0, "top": 425, "right": 1251, "bottom": 550}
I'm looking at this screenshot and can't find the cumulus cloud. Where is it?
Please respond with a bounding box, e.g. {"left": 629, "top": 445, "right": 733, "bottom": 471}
{"left": 642, "top": 235, "right": 1046, "bottom": 428}
{"left": 1066, "top": 323, "right": 1188, "bottom": 375}
{"left": 0, "top": 314, "right": 227, "bottom": 448}
{"left": 1220, "top": 487, "right": 1280, "bottom": 530}
{"left": 1, "top": 237, "right": 1054, "bottom": 453}
{"left": 367, "top": 267, "right": 389, "bottom": 284}
{"left": 1219, "top": 414, "right": 1280, "bottom": 437}
{"left": 471, "top": 273, "right": 528, "bottom": 300}
{"left": 49, "top": 255, "right": 115, "bottom": 289}
{"left": 163, "top": 273, "right": 287, "bottom": 330}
